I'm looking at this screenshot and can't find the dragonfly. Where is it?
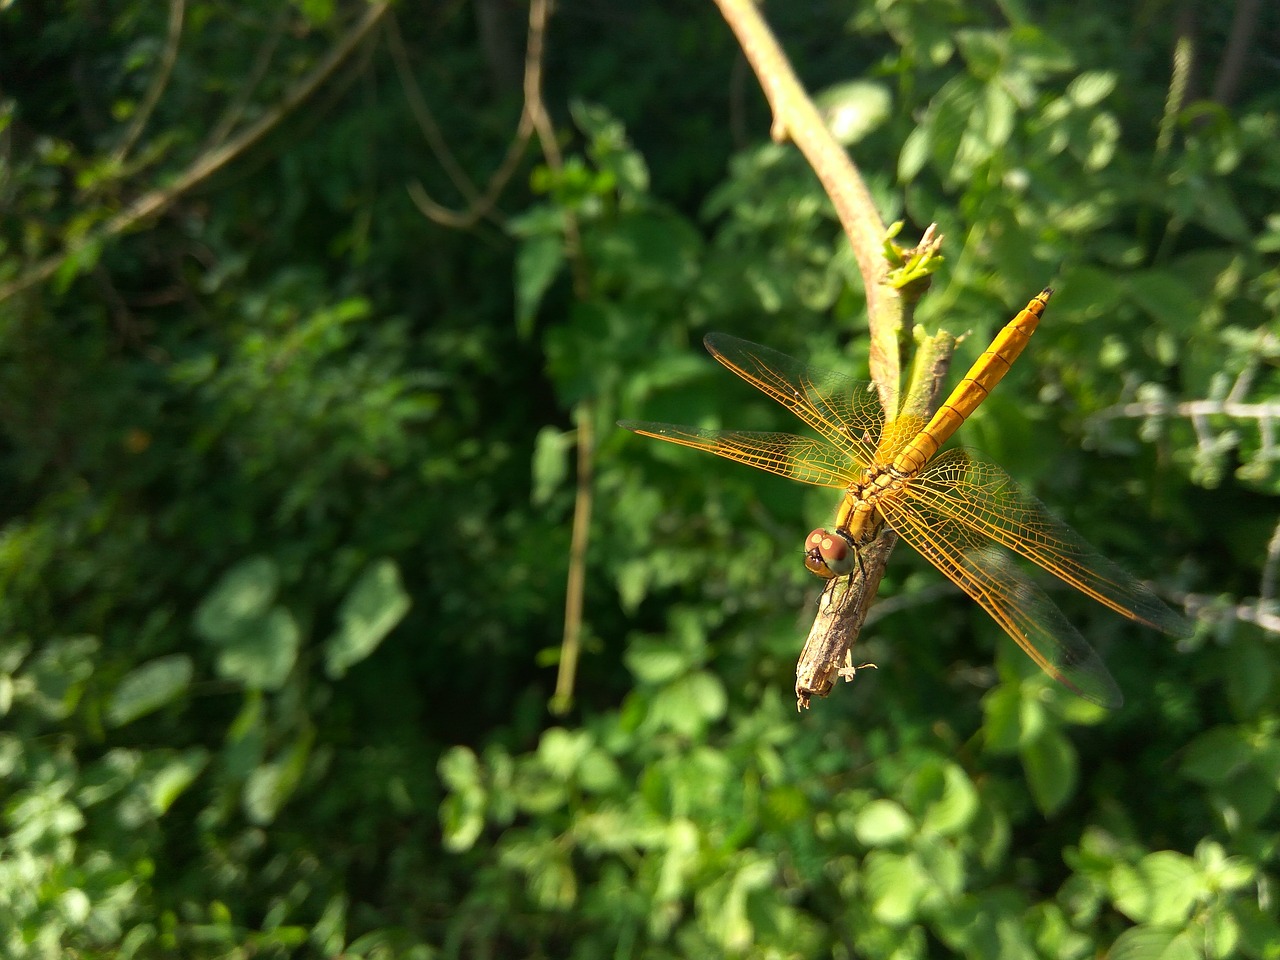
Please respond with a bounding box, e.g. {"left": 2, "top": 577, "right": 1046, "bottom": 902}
{"left": 620, "top": 289, "right": 1189, "bottom": 708}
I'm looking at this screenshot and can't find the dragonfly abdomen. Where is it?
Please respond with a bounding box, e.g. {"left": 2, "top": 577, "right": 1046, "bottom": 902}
{"left": 891, "top": 289, "right": 1051, "bottom": 476}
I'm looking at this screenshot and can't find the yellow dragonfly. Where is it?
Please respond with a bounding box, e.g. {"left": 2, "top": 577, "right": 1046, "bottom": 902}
{"left": 620, "top": 290, "right": 1189, "bottom": 708}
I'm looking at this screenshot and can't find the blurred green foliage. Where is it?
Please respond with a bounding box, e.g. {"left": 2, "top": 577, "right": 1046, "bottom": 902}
{"left": 1, "top": 1, "right": 1278, "bottom": 958}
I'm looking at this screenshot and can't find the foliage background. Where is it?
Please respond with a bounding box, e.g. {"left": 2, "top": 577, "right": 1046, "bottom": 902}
{"left": 1, "top": 1, "right": 1278, "bottom": 957}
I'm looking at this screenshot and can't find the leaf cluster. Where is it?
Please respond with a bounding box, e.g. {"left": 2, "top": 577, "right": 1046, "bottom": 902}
{"left": 0, "top": 1, "right": 1277, "bottom": 958}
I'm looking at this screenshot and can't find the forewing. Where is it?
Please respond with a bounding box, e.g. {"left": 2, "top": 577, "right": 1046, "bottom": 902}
{"left": 618, "top": 422, "right": 856, "bottom": 488}
{"left": 910, "top": 449, "right": 1190, "bottom": 636}
{"left": 702, "top": 333, "right": 883, "bottom": 468}
{"left": 878, "top": 490, "right": 1124, "bottom": 709}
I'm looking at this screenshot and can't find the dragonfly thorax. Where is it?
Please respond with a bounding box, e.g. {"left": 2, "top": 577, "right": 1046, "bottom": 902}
{"left": 804, "top": 467, "right": 904, "bottom": 579}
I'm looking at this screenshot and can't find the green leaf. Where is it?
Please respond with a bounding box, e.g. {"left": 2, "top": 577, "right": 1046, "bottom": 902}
{"left": 1195, "top": 839, "right": 1255, "bottom": 892}
{"left": 954, "top": 29, "right": 1006, "bottom": 79}
{"left": 852, "top": 799, "right": 914, "bottom": 846}
{"left": 194, "top": 556, "right": 279, "bottom": 642}
{"left": 818, "top": 80, "right": 892, "bottom": 145}
{"left": 586, "top": 210, "right": 701, "bottom": 293}
{"left": 1213, "top": 762, "right": 1277, "bottom": 826}
{"left": 642, "top": 671, "right": 726, "bottom": 736}
{"left": 537, "top": 727, "right": 590, "bottom": 779}
{"left": 311, "top": 894, "right": 347, "bottom": 958}
{"left": 531, "top": 426, "right": 572, "bottom": 506}
{"left": 899, "top": 126, "right": 930, "bottom": 181}
{"left": 107, "top": 655, "right": 194, "bottom": 727}
{"left": 1066, "top": 71, "right": 1117, "bottom": 107}
{"left": 1225, "top": 637, "right": 1273, "bottom": 716}
{"left": 615, "top": 559, "right": 650, "bottom": 613}
{"left": 863, "top": 851, "right": 930, "bottom": 926}
{"left": 1109, "top": 924, "right": 1201, "bottom": 960}
{"left": 625, "top": 635, "right": 694, "bottom": 684}
{"left": 24, "top": 635, "right": 99, "bottom": 720}
{"left": 1188, "top": 179, "right": 1251, "bottom": 243}
{"left": 438, "top": 746, "right": 480, "bottom": 791}
{"left": 1086, "top": 112, "right": 1120, "bottom": 170}
{"left": 935, "top": 889, "right": 1038, "bottom": 956}
{"left": 212, "top": 607, "right": 299, "bottom": 690}
{"left": 982, "top": 83, "right": 1015, "bottom": 150}
{"left": 514, "top": 232, "right": 565, "bottom": 339}
{"left": 1021, "top": 727, "right": 1076, "bottom": 815}
{"left": 576, "top": 747, "right": 621, "bottom": 794}
{"left": 242, "top": 730, "right": 312, "bottom": 826}
{"left": 1111, "top": 851, "right": 1202, "bottom": 925}
{"left": 243, "top": 762, "right": 288, "bottom": 826}
{"left": 920, "top": 764, "right": 979, "bottom": 837}
{"left": 295, "top": 0, "right": 334, "bottom": 27}
{"left": 1181, "top": 727, "right": 1251, "bottom": 784}
{"left": 324, "top": 560, "right": 411, "bottom": 679}
{"left": 1125, "top": 271, "right": 1202, "bottom": 333}
{"left": 1235, "top": 902, "right": 1280, "bottom": 958}
{"left": 981, "top": 682, "right": 1022, "bottom": 754}
{"left": 149, "top": 748, "right": 209, "bottom": 815}
{"left": 699, "top": 854, "right": 775, "bottom": 952}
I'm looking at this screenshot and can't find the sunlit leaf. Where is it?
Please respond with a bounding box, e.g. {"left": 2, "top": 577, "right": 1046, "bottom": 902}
{"left": 863, "top": 851, "right": 930, "bottom": 926}
{"left": 149, "top": 748, "right": 209, "bottom": 815}
{"left": 1111, "top": 851, "right": 1202, "bottom": 925}
{"left": 531, "top": 426, "right": 572, "bottom": 506}
{"left": 1109, "top": 924, "right": 1200, "bottom": 960}
{"left": 1021, "top": 727, "right": 1076, "bottom": 815}
{"left": 324, "top": 560, "right": 410, "bottom": 679}
{"left": 515, "top": 233, "right": 565, "bottom": 339}
{"left": 818, "top": 81, "right": 892, "bottom": 145}
{"left": 108, "top": 655, "right": 194, "bottom": 727}
{"left": 212, "top": 607, "right": 299, "bottom": 691}
{"left": 852, "top": 799, "right": 913, "bottom": 846}
{"left": 194, "top": 557, "right": 279, "bottom": 642}
{"left": 1066, "top": 71, "right": 1116, "bottom": 107}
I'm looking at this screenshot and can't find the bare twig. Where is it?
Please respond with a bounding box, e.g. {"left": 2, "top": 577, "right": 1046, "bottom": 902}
{"left": 795, "top": 534, "right": 898, "bottom": 706}
{"left": 114, "top": 0, "right": 186, "bottom": 163}
{"left": 713, "top": 0, "right": 963, "bottom": 709}
{"left": 388, "top": 15, "right": 484, "bottom": 211}
{"left": 1096, "top": 397, "right": 1279, "bottom": 468}
{"left": 521, "top": 0, "right": 586, "bottom": 294}
{"left": 1097, "top": 399, "right": 1280, "bottom": 421}
{"left": 1210, "top": 0, "right": 1261, "bottom": 108}
{"left": 201, "top": 9, "right": 289, "bottom": 153}
{"left": 1259, "top": 517, "right": 1280, "bottom": 606}
{"left": 0, "top": 2, "right": 392, "bottom": 306}
{"left": 1176, "top": 589, "right": 1280, "bottom": 635}
{"left": 400, "top": 0, "right": 556, "bottom": 233}
{"left": 516, "top": 0, "right": 590, "bottom": 713}
{"left": 553, "top": 405, "right": 594, "bottom": 715}
{"left": 714, "top": 0, "right": 893, "bottom": 386}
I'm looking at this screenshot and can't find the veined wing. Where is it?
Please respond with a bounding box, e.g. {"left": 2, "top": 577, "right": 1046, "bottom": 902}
{"left": 909, "top": 449, "right": 1190, "bottom": 636}
{"left": 618, "top": 422, "right": 856, "bottom": 488}
{"left": 877, "top": 488, "right": 1125, "bottom": 709}
{"left": 702, "top": 334, "right": 884, "bottom": 469}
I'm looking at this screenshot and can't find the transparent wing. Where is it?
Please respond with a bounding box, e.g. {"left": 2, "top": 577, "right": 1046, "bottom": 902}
{"left": 618, "top": 422, "right": 855, "bottom": 488}
{"left": 702, "top": 333, "right": 885, "bottom": 468}
{"left": 910, "top": 449, "right": 1190, "bottom": 636}
{"left": 878, "top": 489, "right": 1125, "bottom": 708}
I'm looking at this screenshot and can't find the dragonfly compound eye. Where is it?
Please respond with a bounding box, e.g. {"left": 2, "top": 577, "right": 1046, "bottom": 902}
{"left": 804, "top": 528, "right": 857, "bottom": 578}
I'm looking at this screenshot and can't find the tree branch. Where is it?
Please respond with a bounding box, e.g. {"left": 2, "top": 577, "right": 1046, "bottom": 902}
{"left": 712, "top": 0, "right": 958, "bottom": 709}
{"left": 113, "top": 0, "right": 186, "bottom": 163}
{"left": 0, "top": 1, "right": 392, "bottom": 306}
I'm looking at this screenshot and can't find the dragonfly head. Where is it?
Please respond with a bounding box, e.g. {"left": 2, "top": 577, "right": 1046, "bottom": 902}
{"left": 804, "top": 528, "right": 857, "bottom": 578}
